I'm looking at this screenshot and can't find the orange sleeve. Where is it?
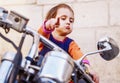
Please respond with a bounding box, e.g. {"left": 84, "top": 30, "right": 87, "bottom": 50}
{"left": 38, "top": 26, "right": 50, "bottom": 38}
{"left": 68, "top": 41, "right": 83, "bottom": 60}
{"left": 38, "top": 26, "right": 50, "bottom": 51}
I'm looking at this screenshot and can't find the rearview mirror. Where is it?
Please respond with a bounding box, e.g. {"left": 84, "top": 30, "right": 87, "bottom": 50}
{"left": 97, "top": 37, "right": 119, "bottom": 61}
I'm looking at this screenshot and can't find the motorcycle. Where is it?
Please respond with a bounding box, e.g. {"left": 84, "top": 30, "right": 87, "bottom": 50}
{"left": 0, "top": 7, "right": 119, "bottom": 83}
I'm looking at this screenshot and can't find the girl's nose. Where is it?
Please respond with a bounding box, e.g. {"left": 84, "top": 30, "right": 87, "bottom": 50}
{"left": 66, "top": 22, "right": 70, "bottom": 25}
{"left": 66, "top": 19, "right": 70, "bottom": 25}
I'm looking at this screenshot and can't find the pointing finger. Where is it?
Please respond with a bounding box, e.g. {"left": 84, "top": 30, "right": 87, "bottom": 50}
{"left": 55, "top": 17, "right": 60, "bottom": 27}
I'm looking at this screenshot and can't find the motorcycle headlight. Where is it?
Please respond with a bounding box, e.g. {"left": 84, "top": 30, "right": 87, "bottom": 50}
{"left": 7, "top": 11, "right": 29, "bottom": 32}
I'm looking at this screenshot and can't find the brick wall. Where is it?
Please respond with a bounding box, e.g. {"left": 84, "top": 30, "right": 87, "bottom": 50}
{"left": 0, "top": 0, "right": 120, "bottom": 83}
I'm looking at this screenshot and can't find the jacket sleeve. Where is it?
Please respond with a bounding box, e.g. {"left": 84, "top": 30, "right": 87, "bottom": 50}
{"left": 38, "top": 26, "right": 50, "bottom": 38}
{"left": 68, "top": 41, "right": 90, "bottom": 65}
{"left": 68, "top": 41, "right": 83, "bottom": 60}
{"left": 38, "top": 26, "right": 50, "bottom": 51}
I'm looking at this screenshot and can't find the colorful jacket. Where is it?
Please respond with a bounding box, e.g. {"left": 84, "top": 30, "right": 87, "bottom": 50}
{"left": 38, "top": 27, "right": 83, "bottom": 60}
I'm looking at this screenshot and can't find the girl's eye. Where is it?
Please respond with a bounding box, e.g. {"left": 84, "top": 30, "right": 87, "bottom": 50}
{"left": 60, "top": 16, "right": 74, "bottom": 23}
{"left": 61, "top": 16, "right": 66, "bottom": 20}
{"left": 69, "top": 18, "right": 74, "bottom": 23}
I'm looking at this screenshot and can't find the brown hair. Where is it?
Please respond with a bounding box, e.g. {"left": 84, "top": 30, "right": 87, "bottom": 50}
{"left": 45, "top": 3, "right": 74, "bottom": 20}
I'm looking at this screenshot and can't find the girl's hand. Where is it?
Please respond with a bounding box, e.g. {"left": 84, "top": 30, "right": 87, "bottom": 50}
{"left": 45, "top": 18, "right": 60, "bottom": 31}
{"left": 85, "top": 64, "right": 99, "bottom": 83}
{"left": 89, "top": 71, "right": 99, "bottom": 83}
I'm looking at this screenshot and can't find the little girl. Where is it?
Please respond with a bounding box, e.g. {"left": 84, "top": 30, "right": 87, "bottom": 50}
{"left": 38, "top": 3, "right": 99, "bottom": 83}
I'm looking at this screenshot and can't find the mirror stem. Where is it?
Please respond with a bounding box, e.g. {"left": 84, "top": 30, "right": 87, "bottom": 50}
{"left": 74, "top": 42, "right": 112, "bottom": 67}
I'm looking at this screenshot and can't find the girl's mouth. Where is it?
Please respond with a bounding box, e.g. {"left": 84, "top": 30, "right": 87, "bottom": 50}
{"left": 66, "top": 26, "right": 70, "bottom": 29}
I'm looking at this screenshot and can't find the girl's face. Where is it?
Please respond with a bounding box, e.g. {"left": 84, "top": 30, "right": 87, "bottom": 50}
{"left": 55, "top": 8, "right": 74, "bottom": 36}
